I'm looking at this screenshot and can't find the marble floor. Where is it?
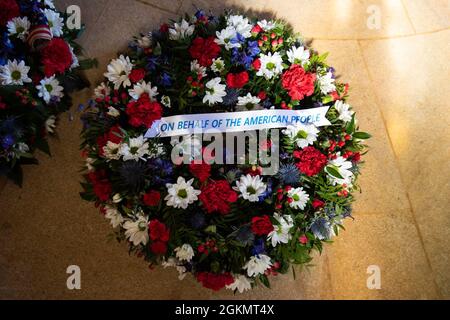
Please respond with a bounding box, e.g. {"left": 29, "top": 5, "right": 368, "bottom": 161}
{"left": 0, "top": 0, "right": 449, "bottom": 299}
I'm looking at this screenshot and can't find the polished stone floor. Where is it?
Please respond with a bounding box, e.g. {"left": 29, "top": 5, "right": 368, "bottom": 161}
{"left": 0, "top": 0, "right": 449, "bottom": 299}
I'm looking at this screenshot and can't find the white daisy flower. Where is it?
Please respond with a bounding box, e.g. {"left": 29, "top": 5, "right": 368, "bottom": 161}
{"left": 128, "top": 80, "right": 158, "bottom": 100}
{"left": 257, "top": 19, "right": 276, "bottom": 31}
{"left": 104, "top": 204, "right": 124, "bottom": 228}
{"left": 268, "top": 213, "right": 294, "bottom": 247}
{"left": 317, "top": 71, "right": 336, "bottom": 95}
{"left": 237, "top": 93, "right": 261, "bottom": 110}
{"left": 104, "top": 55, "right": 133, "bottom": 90}
{"left": 283, "top": 123, "right": 319, "bottom": 149}
{"left": 233, "top": 174, "right": 267, "bottom": 203}
{"left": 286, "top": 46, "right": 310, "bottom": 66}
{"left": 256, "top": 52, "right": 284, "bottom": 79}
{"left": 123, "top": 215, "right": 149, "bottom": 246}
{"left": 211, "top": 57, "right": 225, "bottom": 73}
{"left": 190, "top": 60, "right": 207, "bottom": 78}
{"left": 7, "top": 17, "right": 31, "bottom": 40}
{"left": 94, "top": 82, "right": 111, "bottom": 99}
{"left": 0, "top": 60, "right": 31, "bottom": 85}
{"left": 203, "top": 77, "right": 226, "bottom": 105}
{"left": 215, "top": 26, "right": 239, "bottom": 50}
{"left": 107, "top": 106, "right": 120, "bottom": 117}
{"left": 174, "top": 244, "right": 195, "bottom": 262}
{"left": 36, "top": 76, "right": 64, "bottom": 104}
{"left": 165, "top": 177, "right": 201, "bottom": 209}
{"left": 169, "top": 19, "right": 194, "bottom": 40}
{"left": 243, "top": 254, "right": 272, "bottom": 277}
{"left": 334, "top": 100, "right": 354, "bottom": 123}
{"left": 44, "top": 9, "right": 64, "bottom": 37}
{"left": 118, "top": 135, "right": 149, "bottom": 161}
{"left": 287, "top": 187, "right": 310, "bottom": 210}
{"left": 327, "top": 155, "right": 354, "bottom": 186}
{"left": 226, "top": 275, "right": 252, "bottom": 293}
{"left": 227, "top": 15, "right": 253, "bottom": 38}
{"left": 45, "top": 115, "right": 56, "bottom": 134}
{"left": 103, "top": 141, "right": 121, "bottom": 161}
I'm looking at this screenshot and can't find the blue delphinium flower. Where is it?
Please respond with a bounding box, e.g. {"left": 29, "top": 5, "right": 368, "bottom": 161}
{"left": 146, "top": 55, "right": 159, "bottom": 71}
{"left": 230, "top": 33, "right": 245, "bottom": 46}
{"left": 246, "top": 40, "right": 260, "bottom": 57}
{"left": 159, "top": 72, "right": 172, "bottom": 87}
{"left": 259, "top": 179, "right": 273, "bottom": 202}
{"left": 0, "top": 32, "right": 14, "bottom": 65}
{"left": 195, "top": 9, "right": 206, "bottom": 20}
{"left": 252, "top": 238, "right": 266, "bottom": 256}
{"left": 262, "top": 99, "right": 272, "bottom": 109}
{"left": 277, "top": 163, "right": 301, "bottom": 186}
{"left": 1, "top": 135, "right": 15, "bottom": 150}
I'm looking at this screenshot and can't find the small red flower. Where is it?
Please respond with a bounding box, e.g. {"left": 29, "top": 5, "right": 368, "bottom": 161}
{"left": 159, "top": 23, "right": 169, "bottom": 33}
{"left": 129, "top": 68, "right": 146, "bottom": 83}
{"left": 252, "top": 58, "right": 261, "bottom": 71}
{"left": 88, "top": 170, "right": 112, "bottom": 202}
{"left": 0, "top": 96, "right": 7, "bottom": 110}
{"left": 0, "top": 0, "right": 20, "bottom": 26}
{"left": 257, "top": 91, "right": 267, "bottom": 100}
{"left": 281, "top": 64, "right": 316, "bottom": 101}
{"left": 189, "top": 161, "right": 211, "bottom": 183}
{"left": 196, "top": 272, "right": 234, "bottom": 291}
{"left": 149, "top": 219, "right": 170, "bottom": 242}
{"left": 299, "top": 235, "right": 308, "bottom": 245}
{"left": 199, "top": 180, "right": 238, "bottom": 215}
{"left": 226, "top": 71, "right": 249, "bottom": 89}
{"left": 312, "top": 199, "right": 325, "bottom": 209}
{"left": 150, "top": 241, "right": 167, "bottom": 254}
{"left": 142, "top": 190, "right": 161, "bottom": 206}
{"left": 251, "top": 24, "right": 262, "bottom": 34}
{"left": 293, "top": 146, "right": 327, "bottom": 177}
{"left": 41, "top": 38, "right": 73, "bottom": 77}
{"left": 96, "top": 125, "right": 123, "bottom": 156}
{"left": 126, "top": 93, "right": 162, "bottom": 128}
{"left": 189, "top": 36, "right": 221, "bottom": 67}
{"left": 251, "top": 215, "right": 274, "bottom": 236}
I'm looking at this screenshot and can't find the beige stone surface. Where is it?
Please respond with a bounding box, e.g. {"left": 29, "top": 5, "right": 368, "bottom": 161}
{"left": 1, "top": 0, "right": 449, "bottom": 299}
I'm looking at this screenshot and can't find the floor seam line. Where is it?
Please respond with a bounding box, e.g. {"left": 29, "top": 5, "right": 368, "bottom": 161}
{"left": 400, "top": 0, "right": 418, "bottom": 34}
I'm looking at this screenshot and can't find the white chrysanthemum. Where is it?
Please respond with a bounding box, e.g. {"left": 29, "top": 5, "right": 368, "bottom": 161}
{"left": 128, "top": 80, "right": 158, "bottom": 100}
{"left": 286, "top": 46, "right": 310, "bottom": 66}
{"left": 36, "top": 76, "right": 64, "bottom": 104}
{"left": 237, "top": 93, "right": 261, "bottom": 110}
{"left": 227, "top": 15, "right": 253, "bottom": 38}
{"left": 174, "top": 244, "right": 195, "bottom": 262}
{"left": 103, "top": 141, "right": 121, "bottom": 161}
{"left": 104, "top": 55, "right": 133, "bottom": 90}
{"left": 318, "top": 71, "right": 336, "bottom": 95}
{"left": 104, "top": 204, "right": 124, "bottom": 228}
{"left": 0, "top": 60, "right": 31, "bottom": 85}
{"left": 69, "top": 45, "right": 79, "bottom": 69}
{"left": 268, "top": 213, "right": 294, "bottom": 247}
{"left": 7, "top": 17, "right": 31, "bottom": 40}
{"left": 123, "top": 215, "right": 149, "bottom": 246}
{"left": 283, "top": 123, "right": 319, "bottom": 149}
{"left": 215, "top": 26, "right": 239, "bottom": 50}
{"left": 165, "top": 177, "right": 201, "bottom": 209}
{"left": 287, "top": 187, "right": 310, "bottom": 210}
{"left": 256, "top": 52, "right": 284, "bottom": 79}
{"left": 233, "top": 174, "right": 267, "bottom": 202}
{"left": 94, "top": 82, "right": 111, "bottom": 99}
{"left": 226, "top": 275, "right": 252, "bottom": 293}
{"left": 257, "top": 19, "right": 276, "bottom": 31}
{"left": 203, "top": 77, "right": 226, "bottom": 105}
{"left": 211, "top": 57, "right": 225, "bottom": 73}
{"left": 45, "top": 115, "right": 56, "bottom": 134}
{"left": 190, "top": 60, "right": 207, "bottom": 78}
{"left": 44, "top": 9, "right": 64, "bottom": 37}
{"left": 243, "top": 255, "right": 272, "bottom": 277}
{"left": 107, "top": 106, "right": 120, "bottom": 117}
{"left": 162, "top": 257, "right": 188, "bottom": 280}
{"left": 327, "top": 155, "right": 354, "bottom": 186}
{"left": 169, "top": 19, "right": 194, "bottom": 40}
{"left": 334, "top": 100, "right": 354, "bottom": 123}
{"left": 118, "top": 135, "right": 149, "bottom": 161}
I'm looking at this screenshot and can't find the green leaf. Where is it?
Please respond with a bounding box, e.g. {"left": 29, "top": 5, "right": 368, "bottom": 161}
{"left": 325, "top": 166, "right": 344, "bottom": 179}
{"left": 353, "top": 132, "right": 372, "bottom": 140}
{"left": 346, "top": 114, "right": 356, "bottom": 134}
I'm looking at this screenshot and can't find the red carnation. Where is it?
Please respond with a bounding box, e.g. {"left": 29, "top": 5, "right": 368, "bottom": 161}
{"left": 251, "top": 24, "right": 263, "bottom": 34}
{"left": 149, "top": 219, "right": 170, "bottom": 242}
{"left": 41, "top": 38, "right": 73, "bottom": 77}
{"left": 293, "top": 146, "right": 327, "bottom": 176}
{"left": 252, "top": 58, "right": 261, "bottom": 71}
{"left": 226, "top": 71, "right": 249, "bottom": 89}
{"left": 96, "top": 125, "right": 123, "bottom": 156}
{"left": 0, "top": 0, "right": 20, "bottom": 26}
{"left": 199, "top": 180, "right": 238, "bottom": 215}
{"left": 142, "top": 190, "right": 161, "bottom": 206}
{"left": 189, "top": 36, "right": 221, "bottom": 67}
{"left": 150, "top": 241, "right": 168, "bottom": 255}
{"left": 196, "top": 272, "right": 234, "bottom": 291}
{"left": 189, "top": 161, "right": 211, "bottom": 183}
{"left": 129, "top": 68, "right": 146, "bottom": 83}
{"left": 126, "top": 93, "right": 162, "bottom": 128}
{"left": 251, "top": 215, "right": 274, "bottom": 236}
{"left": 88, "top": 170, "right": 112, "bottom": 202}
{"left": 281, "top": 64, "right": 316, "bottom": 101}
{"left": 312, "top": 199, "right": 325, "bottom": 209}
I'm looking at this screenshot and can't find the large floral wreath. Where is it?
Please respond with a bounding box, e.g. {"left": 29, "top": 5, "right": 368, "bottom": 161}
{"left": 0, "top": 0, "right": 95, "bottom": 185}
{"left": 80, "top": 10, "right": 370, "bottom": 292}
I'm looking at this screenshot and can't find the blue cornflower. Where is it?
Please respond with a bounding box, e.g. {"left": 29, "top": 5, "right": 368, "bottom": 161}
{"left": 148, "top": 158, "right": 173, "bottom": 186}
